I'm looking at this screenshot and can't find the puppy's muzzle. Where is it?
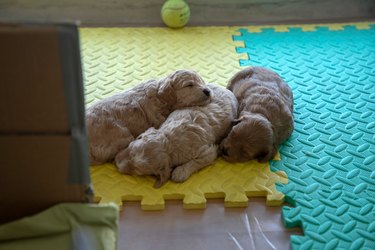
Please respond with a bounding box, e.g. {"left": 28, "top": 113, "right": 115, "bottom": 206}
{"left": 203, "top": 88, "right": 211, "bottom": 97}
{"left": 221, "top": 146, "right": 229, "bottom": 156}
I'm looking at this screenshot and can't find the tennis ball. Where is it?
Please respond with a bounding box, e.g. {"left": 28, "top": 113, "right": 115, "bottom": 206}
{"left": 161, "top": 0, "right": 190, "bottom": 28}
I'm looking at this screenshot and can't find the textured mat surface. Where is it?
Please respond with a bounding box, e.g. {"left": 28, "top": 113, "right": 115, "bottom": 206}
{"left": 235, "top": 23, "right": 375, "bottom": 249}
{"left": 90, "top": 158, "right": 286, "bottom": 210}
{"left": 80, "top": 27, "right": 286, "bottom": 210}
{"left": 80, "top": 27, "right": 242, "bottom": 104}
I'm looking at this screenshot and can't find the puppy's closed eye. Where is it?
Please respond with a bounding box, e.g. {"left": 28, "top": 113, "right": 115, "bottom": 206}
{"left": 231, "top": 117, "right": 244, "bottom": 126}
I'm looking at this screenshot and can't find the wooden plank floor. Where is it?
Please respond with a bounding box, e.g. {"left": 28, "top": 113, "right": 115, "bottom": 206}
{"left": 118, "top": 199, "right": 302, "bottom": 250}
{"left": 0, "top": 0, "right": 374, "bottom": 26}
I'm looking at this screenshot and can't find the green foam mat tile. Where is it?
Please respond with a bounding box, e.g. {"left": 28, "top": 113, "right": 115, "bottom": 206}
{"left": 234, "top": 23, "right": 375, "bottom": 249}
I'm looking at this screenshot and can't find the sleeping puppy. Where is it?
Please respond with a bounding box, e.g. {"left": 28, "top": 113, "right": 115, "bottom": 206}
{"left": 86, "top": 70, "right": 211, "bottom": 165}
{"left": 220, "top": 66, "right": 294, "bottom": 163}
{"left": 115, "top": 84, "right": 238, "bottom": 187}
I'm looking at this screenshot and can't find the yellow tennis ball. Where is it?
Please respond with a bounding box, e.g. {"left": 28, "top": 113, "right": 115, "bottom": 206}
{"left": 161, "top": 0, "right": 190, "bottom": 28}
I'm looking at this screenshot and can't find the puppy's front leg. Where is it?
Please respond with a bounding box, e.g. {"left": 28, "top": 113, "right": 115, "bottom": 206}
{"left": 89, "top": 123, "right": 135, "bottom": 165}
{"left": 171, "top": 144, "right": 218, "bottom": 183}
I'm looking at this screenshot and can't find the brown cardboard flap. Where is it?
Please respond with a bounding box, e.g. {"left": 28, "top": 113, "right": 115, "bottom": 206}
{"left": 0, "top": 135, "right": 86, "bottom": 224}
{"left": 0, "top": 27, "right": 69, "bottom": 133}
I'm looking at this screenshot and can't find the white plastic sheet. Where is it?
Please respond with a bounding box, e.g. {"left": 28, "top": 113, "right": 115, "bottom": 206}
{"left": 118, "top": 198, "right": 301, "bottom": 250}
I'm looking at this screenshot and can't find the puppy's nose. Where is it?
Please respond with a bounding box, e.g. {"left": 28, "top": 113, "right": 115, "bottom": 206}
{"left": 222, "top": 147, "right": 229, "bottom": 156}
{"left": 203, "top": 88, "right": 210, "bottom": 97}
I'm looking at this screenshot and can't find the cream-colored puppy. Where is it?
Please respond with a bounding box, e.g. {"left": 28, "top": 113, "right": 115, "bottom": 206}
{"left": 86, "top": 70, "right": 211, "bottom": 165}
{"left": 220, "top": 66, "right": 294, "bottom": 163}
{"left": 115, "top": 84, "right": 238, "bottom": 187}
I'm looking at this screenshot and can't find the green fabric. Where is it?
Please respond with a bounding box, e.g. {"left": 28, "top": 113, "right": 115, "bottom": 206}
{"left": 0, "top": 203, "right": 119, "bottom": 250}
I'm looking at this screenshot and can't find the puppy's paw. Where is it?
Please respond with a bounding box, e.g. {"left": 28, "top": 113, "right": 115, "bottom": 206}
{"left": 171, "top": 166, "right": 190, "bottom": 183}
{"left": 115, "top": 161, "right": 127, "bottom": 174}
{"left": 114, "top": 156, "right": 129, "bottom": 174}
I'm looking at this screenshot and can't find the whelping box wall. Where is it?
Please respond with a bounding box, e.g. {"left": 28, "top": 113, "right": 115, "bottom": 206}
{"left": 0, "top": 24, "right": 91, "bottom": 224}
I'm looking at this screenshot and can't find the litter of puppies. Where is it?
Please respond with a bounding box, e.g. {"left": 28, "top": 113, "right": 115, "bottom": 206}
{"left": 86, "top": 67, "right": 294, "bottom": 187}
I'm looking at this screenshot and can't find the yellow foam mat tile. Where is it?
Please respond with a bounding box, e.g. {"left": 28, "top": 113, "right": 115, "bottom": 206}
{"left": 80, "top": 27, "right": 243, "bottom": 104}
{"left": 80, "top": 26, "right": 287, "bottom": 209}
{"left": 90, "top": 157, "right": 287, "bottom": 210}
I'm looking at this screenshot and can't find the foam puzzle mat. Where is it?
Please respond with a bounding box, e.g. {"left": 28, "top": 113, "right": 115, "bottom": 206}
{"left": 234, "top": 23, "right": 375, "bottom": 249}
{"left": 80, "top": 27, "right": 243, "bottom": 104}
{"left": 90, "top": 158, "right": 286, "bottom": 210}
{"left": 81, "top": 22, "right": 375, "bottom": 249}
{"left": 80, "top": 27, "right": 286, "bottom": 210}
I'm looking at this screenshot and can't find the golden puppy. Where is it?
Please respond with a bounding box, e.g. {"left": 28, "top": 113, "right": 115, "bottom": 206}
{"left": 115, "top": 84, "right": 238, "bottom": 187}
{"left": 220, "top": 66, "right": 294, "bottom": 163}
{"left": 86, "top": 70, "right": 211, "bottom": 165}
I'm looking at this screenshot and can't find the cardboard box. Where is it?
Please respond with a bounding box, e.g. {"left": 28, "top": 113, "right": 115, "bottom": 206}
{"left": 0, "top": 24, "right": 86, "bottom": 133}
{"left": 0, "top": 136, "right": 89, "bottom": 223}
{"left": 0, "top": 24, "right": 91, "bottom": 224}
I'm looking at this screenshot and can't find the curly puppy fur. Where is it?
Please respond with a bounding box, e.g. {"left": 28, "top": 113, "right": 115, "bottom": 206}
{"left": 115, "top": 84, "right": 238, "bottom": 188}
{"left": 220, "top": 66, "right": 294, "bottom": 163}
{"left": 86, "top": 70, "right": 211, "bottom": 165}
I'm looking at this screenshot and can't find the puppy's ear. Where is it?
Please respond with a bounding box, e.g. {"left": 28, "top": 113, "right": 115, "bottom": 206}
{"left": 231, "top": 116, "right": 244, "bottom": 126}
{"left": 158, "top": 79, "right": 177, "bottom": 105}
{"left": 228, "top": 67, "right": 254, "bottom": 89}
{"left": 153, "top": 169, "right": 171, "bottom": 188}
{"left": 152, "top": 153, "right": 171, "bottom": 188}
{"left": 257, "top": 144, "right": 278, "bottom": 163}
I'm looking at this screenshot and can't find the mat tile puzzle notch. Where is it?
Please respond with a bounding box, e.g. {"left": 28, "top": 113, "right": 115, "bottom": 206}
{"left": 90, "top": 158, "right": 287, "bottom": 210}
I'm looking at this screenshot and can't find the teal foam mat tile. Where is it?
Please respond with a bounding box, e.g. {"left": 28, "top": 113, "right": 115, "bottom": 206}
{"left": 234, "top": 24, "right": 375, "bottom": 249}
